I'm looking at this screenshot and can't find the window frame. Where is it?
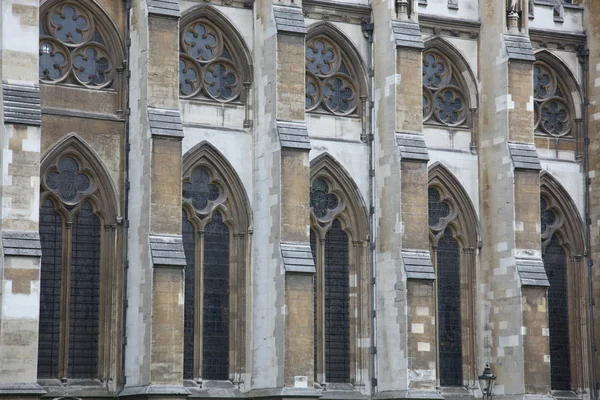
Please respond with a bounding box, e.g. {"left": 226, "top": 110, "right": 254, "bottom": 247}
{"left": 38, "top": 135, "right": 122, "bottom": 389}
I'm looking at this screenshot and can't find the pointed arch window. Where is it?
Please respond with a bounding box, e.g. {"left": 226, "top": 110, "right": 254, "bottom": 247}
{"left": 422, "top": 49, "right": 469, "bottom": 127}
{"left": 39, "top": 1, "right": 120, "bottom": 89}
{"left": 428, "top": 165, "right": 479, "bottom": 388}
{"left": 540, "top": 196, "right": 571, "bottom": 390}
{"left": 37, "top": 139, "right": 121, "bottom": 383}
{"left": 533, "top": 61, "right": 573, "bottom": 137}
{"left": 539, "top": 172, "right": 590, "bottom": 392}
{"left": 310, "top": 155, "right": 369, "bottom": 386}
{"left": 181, "top": 144, "right": 250, "bottom": 381}
{"left": 179, "top": 11, "right": 250, "bottom": 103}
{"left": 305, "top": 34, "right": 362, "bottom": 116}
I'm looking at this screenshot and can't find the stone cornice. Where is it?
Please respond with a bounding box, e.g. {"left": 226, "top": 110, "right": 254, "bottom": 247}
{"left": 418, "top": 14, "right": 480, "bottom": 40}
{"left": 303, "top": 0, "right": 371, "bottom": 25}
{"left": 530, "top": 28, "right": 586, "bottom": 53}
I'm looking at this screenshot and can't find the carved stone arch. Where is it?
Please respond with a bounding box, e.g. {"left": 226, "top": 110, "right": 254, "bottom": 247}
{"left": 428, "top": 162, "right": 479, "bottom": 248}
{"left": 39, "top": 0, "right": 126, "bottom": 89}
{"left": 182, "top": 141, "right": 251, "bottom": 233}
{"left": 179, "top": 5, "right": 253, "bottom": 102}
{"left": 427, "top": 161, "right": 479, "bottom": 387}
{"left": 309, "top": 152, "right": 370, "bottom": 387}
{"left": 181, "top": 140, "right": 250, "bottom": 382}
{"left": 534, "top": 49, "right": 583, "bottom": 137}
{"left": 38, "top": 132, "right": 123, "bottom": 387}
{"left": 540, "top": 171, "right": 585, "bottom": 257}
{"left": 539, "top": 170, "right": 591, "bottom": 392}
{"left": 423, "top": 36, "right": 479, "bottom": 111}
{"left": 41, "top": 133, "right": 121, "bottom": 224}
{"left": 305, "top": 22, "right": 367, "bottom": 116}
{"left": 306, "top": 22, "right": 368, "bottom": 100}
{"left": 310, "top": 152, "right": 369, "bottom": 241}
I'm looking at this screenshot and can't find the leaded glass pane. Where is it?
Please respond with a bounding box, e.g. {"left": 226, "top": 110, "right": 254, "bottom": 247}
{"left": 543, "top": 236, "right": 571, "bottom": 390}
{"left": 202, "top": 212, "right": 230, "bottom": 380}
{"left": 38, "top": 199, "right": 63, "bottom": 379}
{"left": 324, "top": 220, "right": 350, "bottom": 383}
{"left": 183, "top": 167, "right": 220, "bottom": 211}
{"left": 310, "top": 179, "right": 339, "bottom": 219}
{"left": 428, "top": 188, "right": 449, "bottom": 227}
{"left": 183, "top": 211, "right": 196, "bottom": 380}
{"left": 437, "top": 228, "right": 462, "bottom": 386}
{"left": 68, "top": 202, "right": 100, "bottom": 378}
{"left": 45, "top": 157, "right": 90, "bottom": 202}
{"left": 310, "top": 230, "right": 318, "bottom": 381}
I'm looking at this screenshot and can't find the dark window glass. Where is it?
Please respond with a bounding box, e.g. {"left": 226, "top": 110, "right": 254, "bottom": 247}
{"left": 202, "top": 212, "right": 230, "bottom": 380}
{"left": 324, "top": 220, "right": 350, "bottom": 382}
{"left": 544, "top": 236, "right": 571, "bottom": 390}
{"left": 428, "top": 187, "right": 449, "bottom": 227}
{"left": 183, "top": 211, "right": 196, "bottom": 379}
{"left": 38, "top": 199, "right": 63, "bottom": 378}
{"left": 437, "top": 227, "right": 462, "bottom": 386}
{"left": 68, "top": 201, "right": 100, "bottom": 378}
{"left": 310, "top": 229, "right": 317, "bottom": 381}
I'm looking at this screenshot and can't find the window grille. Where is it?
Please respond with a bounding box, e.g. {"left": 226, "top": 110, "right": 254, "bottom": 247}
{"left": 543, "top": 236, "right": 571, "bottom": 390}
{"left": 202, "top": 212, "right": 230, "bottom": 380}
{"left": 38, "top": 199, "right": 63, "bottom": 378}
{"left": 183, "top": 211, "right": 196, "bottom": 380}
{"left": 436, "top": 228, "right": 462, "bottom": 386}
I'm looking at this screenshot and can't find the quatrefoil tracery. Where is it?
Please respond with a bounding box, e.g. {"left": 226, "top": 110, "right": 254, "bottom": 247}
{"left": 305, "top": 37, "right": 359, "bottom": 116}
{"left": 428, "top": 187, "right": 452, "bottom": 229}
{"left": 45, "top": 157, "right": 92, "bottom": 204}
{"left": 541, "top": 197, "right": 560, "bottom": 240}
{"left": 534, "top": 62, "right": 572, "bottom": 137}
{"left": 182, "top": 167, "right": 223, "bottom": 213}
{"left": 310, "top": 178, "right": 340, "bottom": 220}
{"left": 39, "top": 3, "right": 114, "bottom": 89}
{"left": 422, "top": 50, "right": 467, "bottom": 127}
{"left": 179, "top": 19, "right": 241, "bottom": 102}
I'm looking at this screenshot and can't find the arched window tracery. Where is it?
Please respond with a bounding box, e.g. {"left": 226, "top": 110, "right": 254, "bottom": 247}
{"left": 533, "top": 61, "right": 573, "bottom": 137}
{"left": 539, "top": 171, "right": 589, "bottom": 392}
{"left": 178, "top": 8, "right": 251, "bottom": 104}
{"left": 309, "top": 154, "right": 369, "bottom": 387}
{"left": 422, "top": 49, "right": 469, "bottom": 127}
{"left": 305, "top": 29, "right": 365, "bottom": 117}
{"left": 37, "top": 135, "right": 121, "bottom": 383}
{"left": 428, "top": 163, "right": 479, "bottom": 388}
{"left": 39, "top": 1, "right": 121, "bottom": 89}
{"left": 181, "top": 142, "right": 250, "bottom": 382}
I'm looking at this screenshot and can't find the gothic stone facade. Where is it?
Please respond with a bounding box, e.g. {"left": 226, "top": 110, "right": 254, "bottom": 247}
{"left": 0, "top": 1, "right": 599, "bottom": 400}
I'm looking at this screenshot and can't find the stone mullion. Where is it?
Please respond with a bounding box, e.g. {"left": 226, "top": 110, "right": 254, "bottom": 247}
{"left": 230, "top": 233, "right": 244, "bottom": 383}
{"left": 234, "top": 233, "right": 247, "bottom": 384}
{"left": 59, "top": 222, "right": 73, "bottom": 380}
{"left": 195, "top": 230, "right": 205, "bottom": 379}
{"left": 316, "top": 237, "right": 326, "bottom": 383}
{"left": 462, "top": 247, "right": 476, "bottom": 386}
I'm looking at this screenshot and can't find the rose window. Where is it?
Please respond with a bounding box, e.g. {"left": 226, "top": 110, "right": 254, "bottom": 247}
{"left": 305, "top": 36, "right": 359, "bottom": 116}
{"left": 422, "top": 50, "right": 468, "bottom": 127}
{"left": 179, "top": 19, "right": 241, "bottom": 102}
{"left": 39, "top": 3, "right": 114, "bottom": 88}
{"left": 533, "top": 62, "right": 572, "bottom": 137}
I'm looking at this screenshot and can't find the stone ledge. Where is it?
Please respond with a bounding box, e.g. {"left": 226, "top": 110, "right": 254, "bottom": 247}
{"left": 516, "top": 256, "right": 549, "bottom": 287}
{"left": 150, "top": 235, "right": 187, "bottom": 267}
{"left": 402, "top": 249, "right": 435, "bottom": 280}
{"left": 373, "top": 390, "right": 444, "bottom": 400}
{"left": 119, "top": 385, "right": 191, "bottom": 397}
{"left": 148, "top": 107, "right": 184, "bottom": 138}
{"left": 246, "top": 387, "right": 322, "bottom": 398}
{"left": 508, "top": 142, "right": 541, "bottom": 171}
{"left": 281, "top": 241, "right": 316, "bottom": 273}
{"left": 396, "top": 133, "right": 429, "bottom": 162}
{"left": 0, "top": 383, "right": 46, "bottom": 396}
{"left": 2, "top": 231, "right": 42, "bottom": 257}
{"left": 392, "top": 20, "right": 424, "bottom": 49}
{"left": 503, "top": 34, "right": 535, "bottom": 62}
{"left": 273, "top": 5, "right": 307, "bottom": 35}
{"left": 3, "top": 80, "right": 42, "bottom": 127}
{"left": 277, "top": 120, "right": 311, "bottom": 150}
{"left": 147, "top": 0, "right": 181, "bottom": 18}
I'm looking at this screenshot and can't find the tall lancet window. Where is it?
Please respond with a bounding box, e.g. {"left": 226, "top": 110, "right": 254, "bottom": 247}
{"left": 310, "top": 179, "right": 350, "bottom": 383}
{"left": 181, "top": 144, "right": 250, "bottom": 382}
{"left": 428, "top": 164, "right": 479, "bottom": 388}
{"left": 38, "top": 137, "right": 121, "bottom": 382}
{"left": 540, "top": 197, "right": 570, "bottom": 390}
{"left": 428, "top": 187, "right": 462, "bottom": 386}
{"left": 309, "top": 156, "right": 370, "bottom": 388}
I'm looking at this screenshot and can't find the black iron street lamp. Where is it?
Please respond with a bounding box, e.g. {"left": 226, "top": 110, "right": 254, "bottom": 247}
{"left": 478, "top": 363, "right": 496, "bottom": 400}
